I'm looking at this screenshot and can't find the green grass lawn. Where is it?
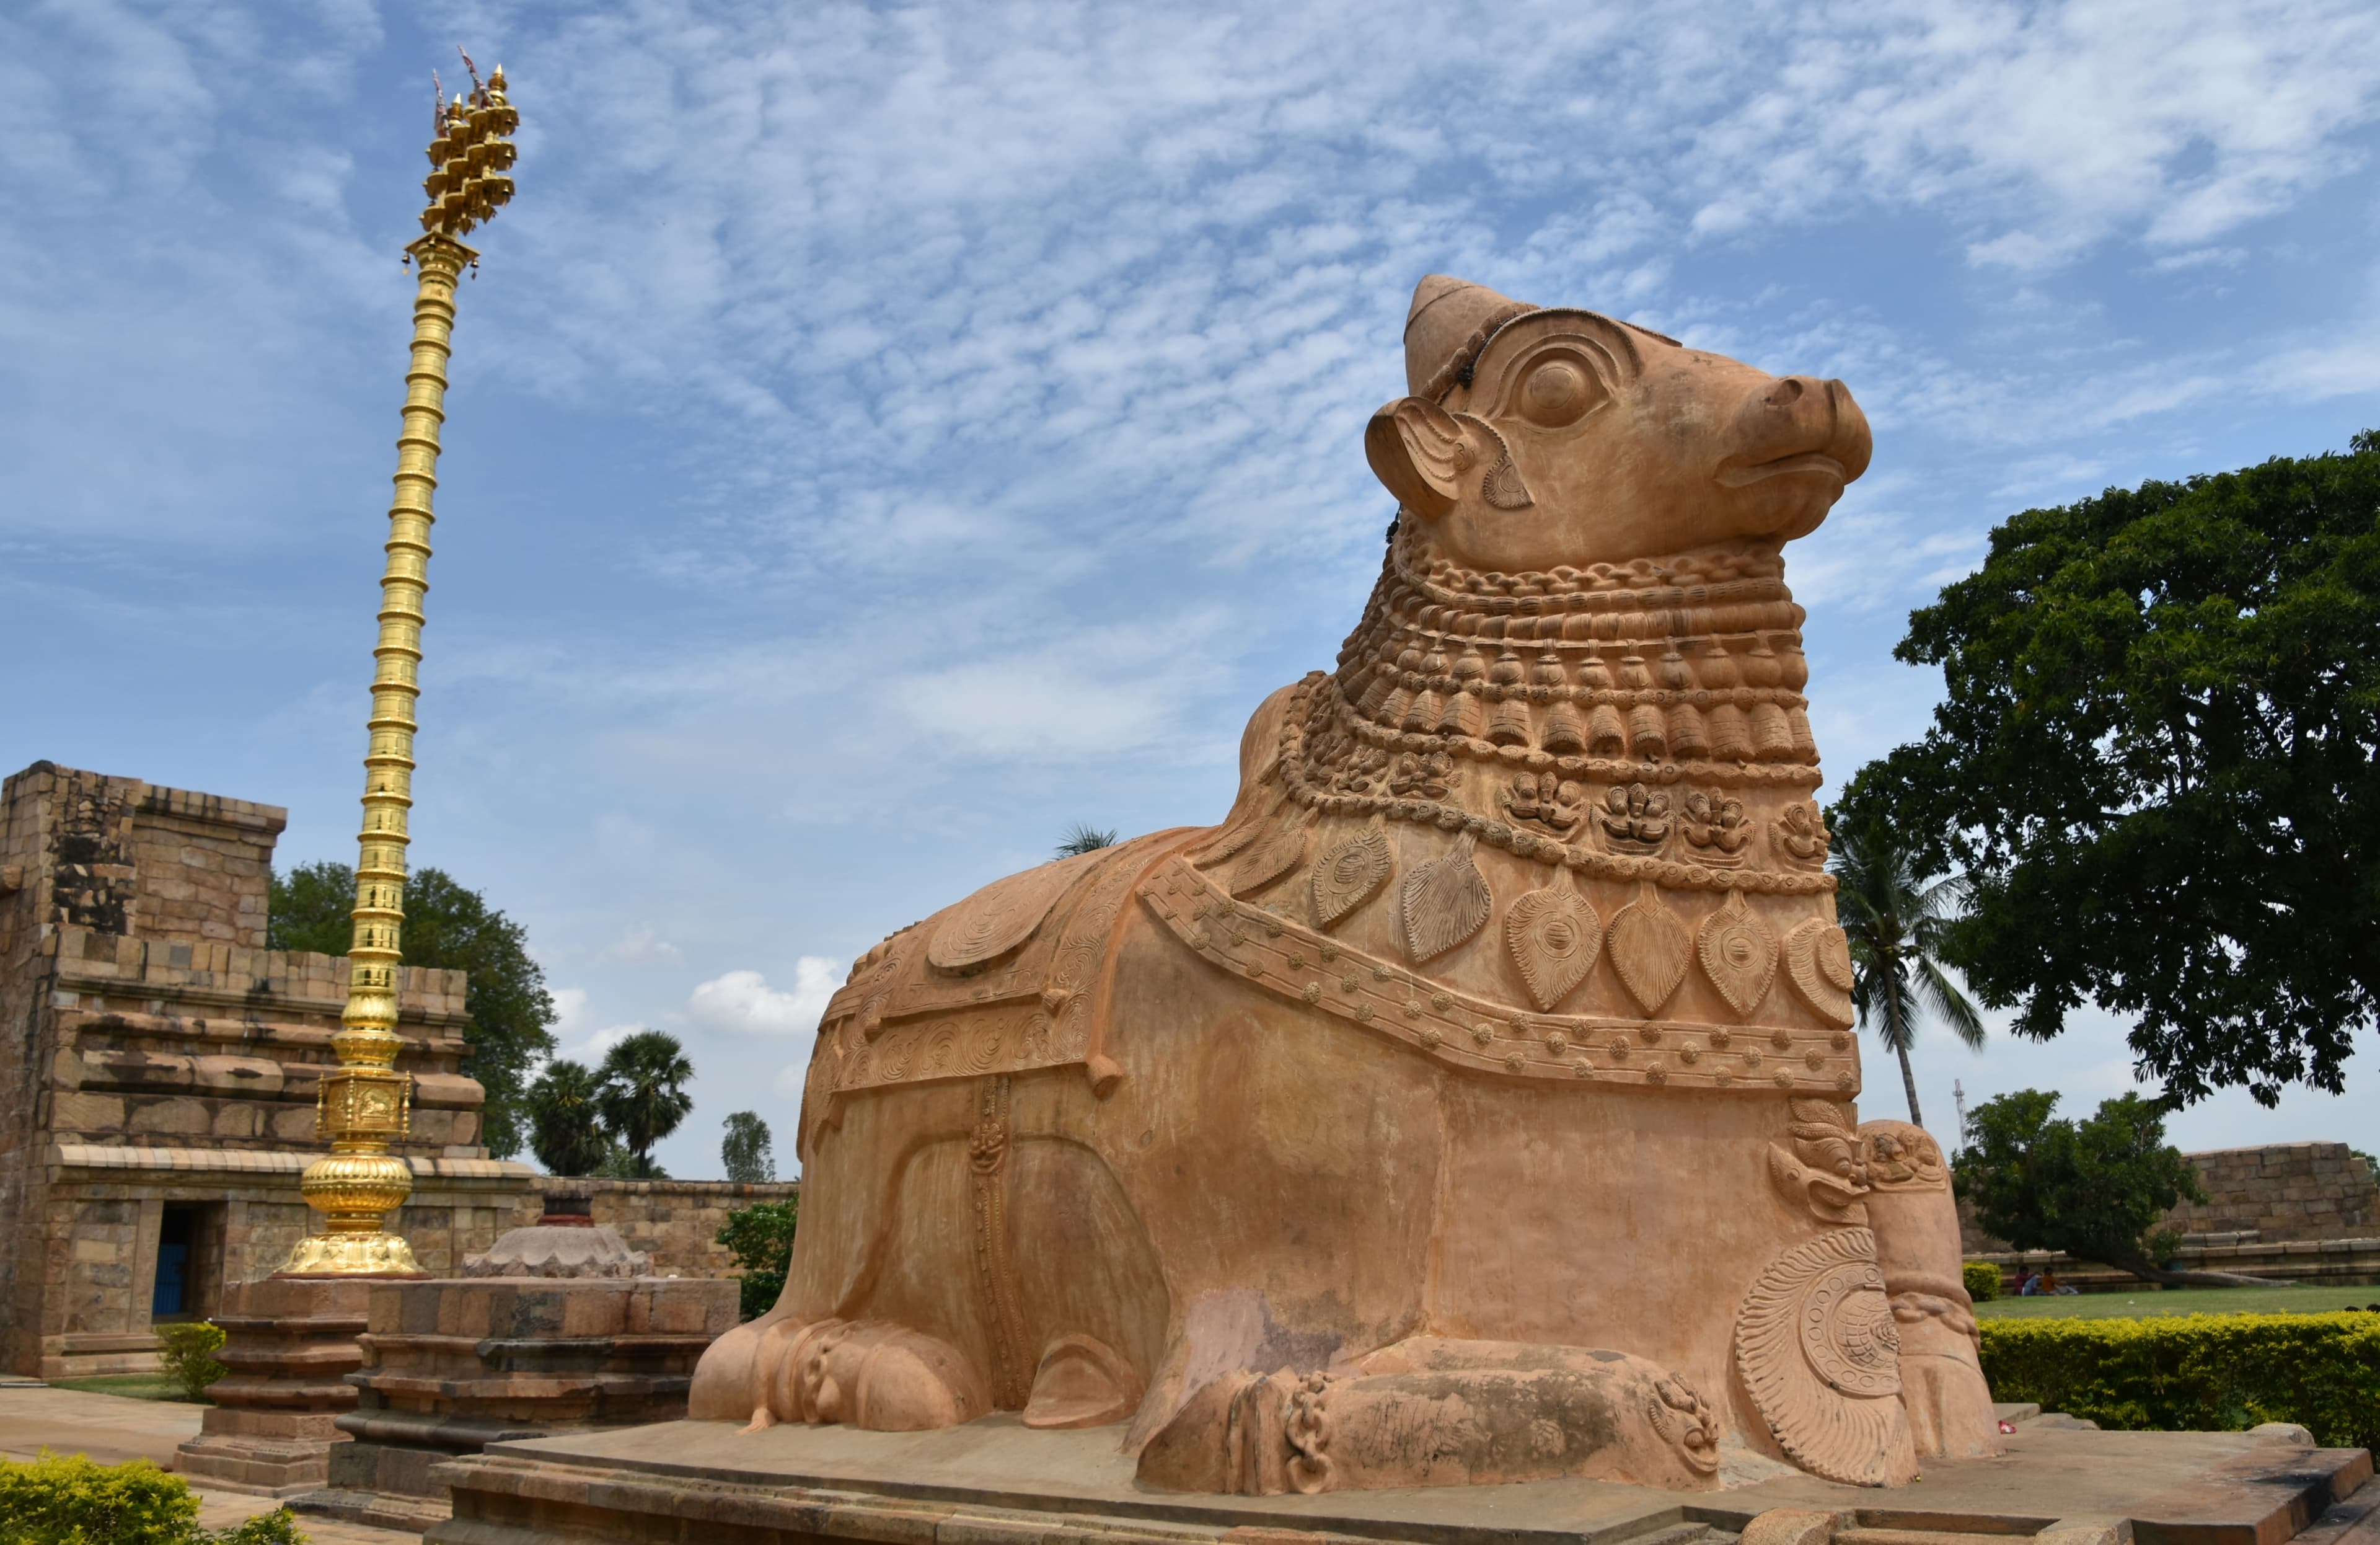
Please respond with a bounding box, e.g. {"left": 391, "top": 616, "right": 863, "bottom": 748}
{"left": 42, "top": 1374, "right": 209, "bottom": 1404}
{"left": 1975, "top": 1283, "right": 2380, "bottom": 1320}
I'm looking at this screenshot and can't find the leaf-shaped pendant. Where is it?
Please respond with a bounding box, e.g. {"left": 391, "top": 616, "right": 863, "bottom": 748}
{"left": 1401, "top": 833, "right": 1492, "bottom": 963}
{"left": 1229, "top": 812, "right": 1311, "bottom": 898}
{"left": 1782, "top": 918, "right": 1856, "bottom": 1027}
{"left": 1698, "top": 888, "right": 1778, "bottom": 1019}
{"left": 1310, "top": 816, "right": 1393, "bottom": 931}
{"left": 1608, "top": 880, "right": 1689, "bottom": 1016}
{"left": 1503, "top": 868, "right": 1602, "bottom": 1011}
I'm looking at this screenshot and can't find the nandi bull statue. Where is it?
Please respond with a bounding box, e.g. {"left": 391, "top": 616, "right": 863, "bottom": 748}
{"left": 691, "top": 276, "right": 2001, "bottom": 1494}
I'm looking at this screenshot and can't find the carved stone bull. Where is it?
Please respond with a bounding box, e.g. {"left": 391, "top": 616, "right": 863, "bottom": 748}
{"left": 689, "top": 275, "right": 1998, "bottom": 1494}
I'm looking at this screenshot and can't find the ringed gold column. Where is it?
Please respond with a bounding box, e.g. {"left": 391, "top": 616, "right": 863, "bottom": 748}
{"left": 283, "top": 68, "right": 519, "bottom": 1277}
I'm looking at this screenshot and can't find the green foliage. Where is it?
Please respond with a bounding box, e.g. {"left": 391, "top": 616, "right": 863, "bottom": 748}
{"left": 0, "top": 1450, "right": 306, "bottom": 1543}
{"left": 270, "top": 862, "right": 557, "bottom": 1158}
{"left": 591, "top": 1144, "right": 663, "bottom": 1179}
{"left": 1956, "top": 1089, "right": 2206, "bottom": 1282}
{"left": 1963, "top": 1261, "right": 2001, "bottom": 1301}
{"left": 153, "top": 1322, "right": 227, "bottom": 1402}
{"left": 716, "top": 1198, "right": 799, "bottom": 1322}
{"left": 1978, "top": 1313, "right": 2380, "bottom": 1452}
{"left": 1824, "top": 816, "right": 1984, "bottom": 1128}
{"left": 595, "top": 1030, "right": 695, "bottom": 1177}
{"left": 524, "top": 1059, "right": 612, "bottom": 1177}
{"left": 1055, "top": 823, "right": 1117, "bottom": 858}
{"left": 0, "top": 1451, "right": 197, "bottom": 1544}
{"left": 721, "top": 1111, "right": 776, "bottom": 1184}
{"left": 1835, "top": 432, "right": 2380, "bottom": 1106}
{"left": 203, "top": 1509, "right": 308, "bottom": 1544}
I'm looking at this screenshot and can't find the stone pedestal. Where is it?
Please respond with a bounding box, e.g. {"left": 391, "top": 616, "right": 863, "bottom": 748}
{"left": 173, "top": 1276, "right": 368, "bottom": 1495}
{"left": 311, "top": 1270, "right": 736, "bottom": 1521}
{"left": 425, "top": 1413, "right": 2378, "bottom": 1545}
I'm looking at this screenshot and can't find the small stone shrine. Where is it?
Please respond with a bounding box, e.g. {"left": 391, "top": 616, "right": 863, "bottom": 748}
{"left": 0, "top": 761, "right": 531, "bottom": 1381}
{"left": 302, "top": 1198, "right": 735, "bottom": 1528}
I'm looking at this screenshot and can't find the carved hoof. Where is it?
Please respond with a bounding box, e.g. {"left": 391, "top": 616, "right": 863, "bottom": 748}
{"left": 756, "top": 1319, "right": 991, "bottom": 1432}
{"left": 690, "top": 1311, "right": 806, "bottom": 1422}
{"left": 1021, "top": 1334, "right": 1142, "bottom": 1430}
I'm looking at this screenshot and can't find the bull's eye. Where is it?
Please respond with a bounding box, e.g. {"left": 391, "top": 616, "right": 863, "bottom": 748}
{"left": 1518, "top": 358, "right": 1598, "bottom": 428}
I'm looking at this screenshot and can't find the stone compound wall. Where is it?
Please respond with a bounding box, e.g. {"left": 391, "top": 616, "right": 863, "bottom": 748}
{"left": 1959, "top": 1140, "right": 2380, "bottom": 1259}
{"left": 2162, "top": 1143, "right": 2380, "bottom": 1243}
{"left": 534, "top": 1176, "right": 801, "bottom": 1280}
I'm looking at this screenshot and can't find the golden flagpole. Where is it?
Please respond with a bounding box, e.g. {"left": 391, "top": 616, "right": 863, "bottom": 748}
{"left": 282, "top": 64, "right": 520, "bottom": 1276}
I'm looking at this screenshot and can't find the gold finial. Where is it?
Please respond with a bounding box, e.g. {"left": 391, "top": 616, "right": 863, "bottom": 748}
{"left": 418, "top": 52, "right": 518, "bottom": 239}
{"left": 281, "top": 59, "right": 521, "bottom": 1278}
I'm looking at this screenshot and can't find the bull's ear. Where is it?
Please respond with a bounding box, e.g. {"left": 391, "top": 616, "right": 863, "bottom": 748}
{"left": 1365, "top": 396, "right": 1473, "bottom": 518}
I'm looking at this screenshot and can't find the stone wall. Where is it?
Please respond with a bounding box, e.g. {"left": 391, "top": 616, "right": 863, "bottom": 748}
{"left": 532, "top": 1177, "right": 801, "bottom": 1281}
{"left": 2162, "top": 1143, "right": 2380, "bottom": 1242}
{"left": 1959, "top": 1140, "right": 2380, "bottom": 1257}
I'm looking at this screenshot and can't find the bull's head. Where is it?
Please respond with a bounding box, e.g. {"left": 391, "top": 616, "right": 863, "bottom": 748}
{"left": 1366, "top": 276, "right": 1871, "bottom": 571}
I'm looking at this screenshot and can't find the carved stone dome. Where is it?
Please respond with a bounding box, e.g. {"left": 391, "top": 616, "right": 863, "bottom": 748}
{"left": 461, "top": 1223, "right": 651, "bottom": 1278}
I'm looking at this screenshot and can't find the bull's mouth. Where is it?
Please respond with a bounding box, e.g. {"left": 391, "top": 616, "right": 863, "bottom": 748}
{"left": 1714, "top": 452, "right": 1848, "bottom": 489}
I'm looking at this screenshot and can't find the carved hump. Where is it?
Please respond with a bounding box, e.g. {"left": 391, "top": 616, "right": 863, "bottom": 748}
{"left": 1310, "top": 817, "right": 1393, "bottom": 931}
{"left": 1607, "top": 880, "right": 1688, "bottom": 1015}
{"left": 927, "top": 852, "right": 1101, "bottom": 973}
{"left": 1698, "top": 889, "right": 1778, "bottom": 1019}
{"left": 1504, "top": 869, "right": 1601, "bottom": 1011}
{"left": 1401, "top": 833, "right": 1491, "bottom": 962}
{"left": 1783, "top": 918, "right": 1856, "bottom": 1028}
{"left": 1735, "top": 1228, "right": 1918, "bottom": 1487}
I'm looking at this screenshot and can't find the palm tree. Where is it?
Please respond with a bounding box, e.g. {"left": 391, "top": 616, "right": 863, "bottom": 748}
{"left": 1056, "top": 823, "right": 1118, "bottom": 858}
{"left": 595, "top": 1030, "right": 696, "bottom": 1178}
{"left": 1828, "top": 818, "right": 1985, "bottom": 1130}
{"left": 525, "top": 1059, "right": 611, "bottom": 1176}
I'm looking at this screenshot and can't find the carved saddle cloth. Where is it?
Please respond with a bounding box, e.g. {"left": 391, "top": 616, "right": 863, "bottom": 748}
{"left": 799, "top": 830, "right": 1194, "bottom": 1140}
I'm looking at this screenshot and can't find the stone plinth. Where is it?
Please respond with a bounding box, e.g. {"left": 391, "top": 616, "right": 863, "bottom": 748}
{"left": 425, "top": 1412, "right": 2376, "bottom": 1545}
{"left": 314, "top": 1272, "right": 736, "bottom": 1516}
{"left": 174, "top": 1276, "right": 369, "bottom": 1495}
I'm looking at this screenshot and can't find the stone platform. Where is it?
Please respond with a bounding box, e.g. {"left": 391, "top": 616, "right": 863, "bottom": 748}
{"left": 428, "top": 1410, "right": 2373, "bottom": 1545}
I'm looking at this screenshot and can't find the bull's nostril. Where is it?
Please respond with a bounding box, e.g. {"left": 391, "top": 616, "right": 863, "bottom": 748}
{"left": 1770, "top": 379, "right": 1804, "bottom": 405}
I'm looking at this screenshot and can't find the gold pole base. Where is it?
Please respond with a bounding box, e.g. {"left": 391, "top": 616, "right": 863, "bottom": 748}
{"left": 278, "top": 1232, "right": 427, "bottom": 1278}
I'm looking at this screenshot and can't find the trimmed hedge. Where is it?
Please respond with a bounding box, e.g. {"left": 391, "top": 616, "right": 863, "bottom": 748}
{"left": 0, "top": 1450, "right": 307, "bottom": 1543}
{"left": 1963, "top": 1261, "right": 2001, "bottom": 1302}
{"left": 1978, "top": 1313, "right": 2380, "bottom": 1453}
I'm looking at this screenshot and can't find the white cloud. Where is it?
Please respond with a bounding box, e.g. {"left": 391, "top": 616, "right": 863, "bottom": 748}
{"left": 687, "top": 962, "right": 845, "bottom": 1037}
{"left": 597, "top": 924, "right": 684, "bottom": 967}
{"left": 8, "top": 0, "right": 2379, "bottom": 1182}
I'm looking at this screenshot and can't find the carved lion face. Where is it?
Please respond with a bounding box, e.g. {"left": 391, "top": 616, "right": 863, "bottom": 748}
{"left": 1366, "top": 304, "right": 1871, "bottom": 571}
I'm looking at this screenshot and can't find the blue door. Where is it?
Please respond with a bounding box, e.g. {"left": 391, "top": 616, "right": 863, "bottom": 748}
{"left": 152, "top": 1241, "right": 188, "bottom": 1316}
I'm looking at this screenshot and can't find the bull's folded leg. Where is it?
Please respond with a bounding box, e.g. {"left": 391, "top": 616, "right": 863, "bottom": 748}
{"left": 1137, "top": 1336, "right": 1726, "bottom": 1495}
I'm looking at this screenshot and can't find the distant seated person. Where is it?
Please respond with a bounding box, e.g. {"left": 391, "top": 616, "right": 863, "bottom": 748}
{"left": 2039, "top": 1270, "right": 2079, "bottom": 1296}
{"left": 2015, "top": 1268, "right": 2038, "bottom": 1296}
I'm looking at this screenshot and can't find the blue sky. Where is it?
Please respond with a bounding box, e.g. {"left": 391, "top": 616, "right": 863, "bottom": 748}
{"left": 5, "top": 0, "right": 2376, "bottom": 1180}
